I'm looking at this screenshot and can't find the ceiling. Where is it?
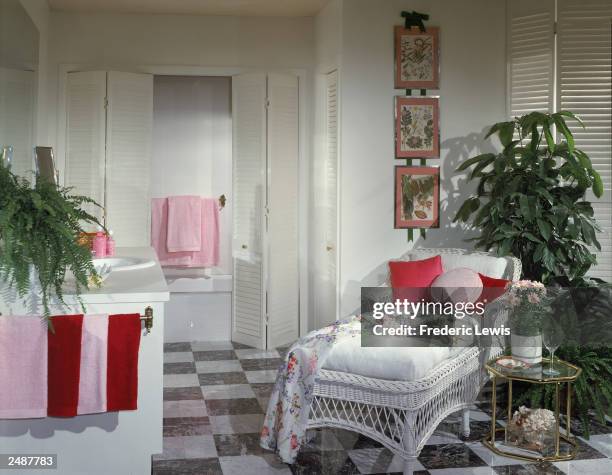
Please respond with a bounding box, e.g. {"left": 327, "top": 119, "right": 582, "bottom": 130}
{"left": 48, "top": 0, "right": 330, "bottom": 17}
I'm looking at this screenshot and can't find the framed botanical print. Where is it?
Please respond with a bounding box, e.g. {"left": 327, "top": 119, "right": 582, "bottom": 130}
{"left": 394, "top": 26, "right": 439, "bottom": 89}
{"left": 394, "top": 166, "right": 439, "bottom": 229}
{"left": 395, "top": 96, "right": 439, "bottom": 158}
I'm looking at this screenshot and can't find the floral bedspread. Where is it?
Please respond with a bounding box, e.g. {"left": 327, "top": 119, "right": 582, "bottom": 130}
{"left": 260, "top": 315, "right": 361, "bottom": 463}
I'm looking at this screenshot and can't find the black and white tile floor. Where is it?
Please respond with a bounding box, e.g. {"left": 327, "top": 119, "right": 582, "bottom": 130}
{"left": 153, "top": 341, "right": 612, "bottom": 474}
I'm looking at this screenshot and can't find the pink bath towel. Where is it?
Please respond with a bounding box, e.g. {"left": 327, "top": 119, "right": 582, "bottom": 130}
{"left": 151, "top": 198, "right": 193, "bottom": 266}
{"left": 167, "top": 195, "right": 202, "bottom": 252}
{"left": 77, "top": 314, "right": 109, "bottom": 415}
{"left": 197, "top": 197, "right": 220, "bottom": 267}
{"left": 0, "top": 316, "right": 48, "bottom": 419}
{"left": 151, "top": 197, "right": 219, "bottom": 268}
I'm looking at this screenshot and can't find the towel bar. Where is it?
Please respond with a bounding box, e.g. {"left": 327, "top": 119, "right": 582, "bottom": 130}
{"left": 140, "top": 306, "right": 153, "bottom": 334}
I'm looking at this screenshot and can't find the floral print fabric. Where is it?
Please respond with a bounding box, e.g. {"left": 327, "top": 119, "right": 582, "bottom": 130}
{"left": 260, "top": 316, "right": 361, "bottom": 463}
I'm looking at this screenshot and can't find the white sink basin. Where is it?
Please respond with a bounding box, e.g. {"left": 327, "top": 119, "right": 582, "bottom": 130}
{"left": 93, "top": 256, "right": 155, "bottom": 272}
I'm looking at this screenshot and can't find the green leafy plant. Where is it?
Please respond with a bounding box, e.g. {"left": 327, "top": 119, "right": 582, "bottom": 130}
{"left": 454, "top": 111, "right": 603, "bottom": 285}
{"left": 0, "top": 161, "right": 102, "bottom": 317}
{"left": 516, "top": 344, "right": 612, "bottom": 438}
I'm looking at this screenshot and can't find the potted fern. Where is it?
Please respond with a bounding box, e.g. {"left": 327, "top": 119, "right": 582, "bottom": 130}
{"left": 0, "top": 160, "right": 102, "bottom": 317}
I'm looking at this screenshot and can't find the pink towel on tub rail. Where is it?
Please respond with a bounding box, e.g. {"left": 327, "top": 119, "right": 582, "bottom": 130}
{"left": 151, "top": 197, "right": 219, "bottom": 267}
{"left": 0, "top": 316, "right": 48, "bottom": 419}
{"left": 167, "top": 195, "right": 202, "bottom": 252}
{"left": 77, "top": 314, "right": 109, "bottom": 415}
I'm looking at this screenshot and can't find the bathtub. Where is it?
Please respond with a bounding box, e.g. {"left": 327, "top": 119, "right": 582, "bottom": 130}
{"left": 163, "top": 268, "right": 232, "bottom": 342}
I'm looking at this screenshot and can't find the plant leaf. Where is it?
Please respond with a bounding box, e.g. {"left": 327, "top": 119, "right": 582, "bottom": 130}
{"left": 537, "top": 218, "right": 552, "bottom": 241}
{"left": 455, "top": 153, "right": 496, "bottom": 172}
{"left": 498, "top": 122, "right": 515, "bottom": 147}
{"left": 592, "top": 170, "right": 604, "bottom": 198}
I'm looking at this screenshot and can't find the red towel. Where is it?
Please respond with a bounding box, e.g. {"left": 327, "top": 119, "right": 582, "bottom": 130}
{"left": 107, "top": 314, "right": 141, "bottom": 411}
{"left": 47, "top": 315, "right": 84, "bottom": 417}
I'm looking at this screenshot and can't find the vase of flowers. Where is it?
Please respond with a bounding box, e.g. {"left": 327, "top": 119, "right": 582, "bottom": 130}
{"left": 507, "top": 280, "right": 547, "bottom": 364}
{"left": 507, "top": 406, "right": 556, "bottom": 455}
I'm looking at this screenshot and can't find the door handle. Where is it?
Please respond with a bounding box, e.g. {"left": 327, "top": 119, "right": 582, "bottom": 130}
{"left": 326, "top": 245, "right": 334, "bottom": 251}
{"left": 242, "top": 244, "right": 248, "bottom": 249}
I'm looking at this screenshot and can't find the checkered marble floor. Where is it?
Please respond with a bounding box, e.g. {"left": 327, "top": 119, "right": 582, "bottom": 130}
{"left": 152, "top": 341, "right": 612, "bottom": 475}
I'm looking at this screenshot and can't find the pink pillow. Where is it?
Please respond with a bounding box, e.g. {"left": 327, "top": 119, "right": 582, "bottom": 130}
{"left": 389, "top": 255, "right": 443, "bottom": 302}
{"left": 430, "top": 267, "right": 483, "bottom": 304}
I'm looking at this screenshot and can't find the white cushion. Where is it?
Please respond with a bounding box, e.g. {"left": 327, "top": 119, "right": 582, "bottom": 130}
{"left": 409, "top": 249, "right": 509, "bottom": 279}
{"left": 322, "top": 337, "right": 461, "bottom": 381}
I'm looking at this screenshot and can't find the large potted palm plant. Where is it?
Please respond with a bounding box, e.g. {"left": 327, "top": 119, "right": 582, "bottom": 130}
{"left": 454, "top": 111, "right": 603, "bottom": 285}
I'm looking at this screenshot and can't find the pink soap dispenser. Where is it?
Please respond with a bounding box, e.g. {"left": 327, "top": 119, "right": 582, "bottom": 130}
{"left": 106, "top": 230, "right": 116, "bottom": 257}
{"left": 92, "top": 226, "right": 107, "bottom": 258}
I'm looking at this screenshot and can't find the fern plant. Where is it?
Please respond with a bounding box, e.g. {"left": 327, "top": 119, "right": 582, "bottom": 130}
{"left": 516, "top": 344, "right": 612, "bottom": 438}
{"left": 0, "top": 161, "right": 102, "bottom": 317}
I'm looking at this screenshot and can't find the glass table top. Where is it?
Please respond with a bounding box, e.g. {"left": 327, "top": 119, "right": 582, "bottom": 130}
{"left": 486, "top": 357, "right": 581, "bottom": 382}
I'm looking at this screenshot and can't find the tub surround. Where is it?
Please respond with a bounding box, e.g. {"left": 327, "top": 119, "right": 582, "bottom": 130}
{"left": 0, "top": 247, "right": 169, "bottom": 475}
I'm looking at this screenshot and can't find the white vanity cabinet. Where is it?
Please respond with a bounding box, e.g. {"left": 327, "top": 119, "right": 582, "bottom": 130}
{"left": 0, "top": 247, "right": 169, "bottom": 475}
{"left": 64, "top": 71, "right": 153, "bottom": 247}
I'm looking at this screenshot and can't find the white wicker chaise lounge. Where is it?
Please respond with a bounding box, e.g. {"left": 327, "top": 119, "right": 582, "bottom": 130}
{"left": 307, "top": 248, "right": 521, "bottom": 474}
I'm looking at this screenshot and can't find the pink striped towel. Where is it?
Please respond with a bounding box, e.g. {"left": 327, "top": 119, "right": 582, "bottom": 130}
{"left": 77, "top": 314, "right": 109, "bottom": 415}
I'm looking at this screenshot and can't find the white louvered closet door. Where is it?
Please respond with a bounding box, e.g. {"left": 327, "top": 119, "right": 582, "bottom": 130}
{"left": 507, "top": 0, "right": 555, "bottom": 117}
{"left": 105, "top": 71, "right": 153, "bottom": 246}
{"left": 0, "top": 68, "right": 35, "bottom": 180}
{"left": 232, "top": 73, "right": 267, "bottom": 348}
{"left": 266, "top": 73, "right": 299, "bottom": 349}
{"left": 318, "top": 70, "right": 339, "bottom": 328}
{"left": 65, "top": 71, "right": 107, "bottom": 224}
{"left": 558, "top": 0, "right": 612, "bottom": 280}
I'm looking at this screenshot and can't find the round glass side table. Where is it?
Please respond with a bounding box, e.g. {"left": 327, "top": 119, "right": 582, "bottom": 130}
{"left": 483, "top": 357, "right": 582, "bottom": 463}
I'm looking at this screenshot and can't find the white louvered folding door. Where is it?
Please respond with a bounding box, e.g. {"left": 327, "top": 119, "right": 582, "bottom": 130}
{"left": 266, "top": 73, "right": 299, "bottom": 349}
{"left": 507, "top": 0, "right": 555, "bottom": 117}
{"left": 105, "top": 71, "right": 153, "bottom": 246}
{"left": 507, "top": 0, "right": 612, "bottom": 280}
{"left": 232, "top": 72, "right": 299, "bottom": 349}
{"left": 232, "top": 73, "right": 267, "bottom": 348}
{"left": 65, "top": 71, "right": 107, "bottom": 223}
{"left": 558, "top": 0, "right": 612, "bottom": 280}
{"left": 315, "top": 70, "right": 339, "bottom": 329}
{"left": 65, "top": 71, "right": 152, "bottom": 240}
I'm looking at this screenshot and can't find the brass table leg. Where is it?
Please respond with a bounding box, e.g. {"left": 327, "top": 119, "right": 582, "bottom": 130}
{"left": 506, "top": 380, "right": 512, "bottom": 443}
{"left": 491, "top": 375, "right": 497, "bottom": 447}
{"left": 567, "top": 382, "right": 572, "bottom": 438}
{"left": 555, "top": 382, "right": 560, "bottom": 456}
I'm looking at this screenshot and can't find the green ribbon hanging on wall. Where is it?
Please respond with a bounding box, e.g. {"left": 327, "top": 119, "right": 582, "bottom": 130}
{"left": 401, "top": 10, "right": 429, "bottom": 32}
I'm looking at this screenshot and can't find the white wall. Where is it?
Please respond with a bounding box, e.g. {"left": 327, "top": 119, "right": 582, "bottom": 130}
{"left": 336, "top": 0, "right": 507, "bottom": 315}
{"left": 314, "top": 0, "right": 342, "bottom": 74}
{"left": 19, "top": 0, "right": 50, "bottom": 144}
{"left": 152, "top": 75, "right": 232, "bottom": 274}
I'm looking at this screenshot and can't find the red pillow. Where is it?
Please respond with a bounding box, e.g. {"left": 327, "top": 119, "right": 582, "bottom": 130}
{"left": 477, "top": 273, "right": 510, "bottom": 304}
{"left": 389, "top": 255, "right": 443, "bottom": 302}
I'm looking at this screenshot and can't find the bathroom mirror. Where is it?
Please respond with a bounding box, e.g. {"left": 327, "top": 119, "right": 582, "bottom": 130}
{"left": 35, "top": 146, "right": 58, "bottom": 184}
{"left": 0, "top": 0, "right": 39, "bottom": 179}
